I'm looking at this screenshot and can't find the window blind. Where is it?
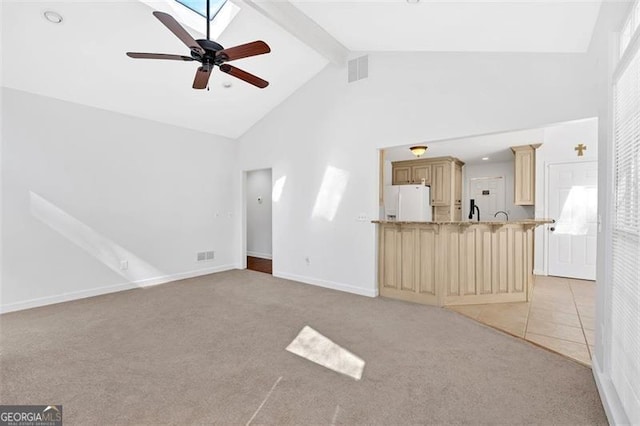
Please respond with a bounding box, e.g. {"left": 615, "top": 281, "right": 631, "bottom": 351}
{"left": 611, "top": 21, "right": 640, "bottom": 423}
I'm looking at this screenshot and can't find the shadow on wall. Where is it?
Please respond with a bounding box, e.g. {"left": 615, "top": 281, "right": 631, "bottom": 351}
{"left": 29, "top": 192, "right": 164, "bottom": 286}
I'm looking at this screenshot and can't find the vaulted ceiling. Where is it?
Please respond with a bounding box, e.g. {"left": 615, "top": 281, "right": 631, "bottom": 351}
{"left": 291, "top": 0, "right": 603, "bottom": 53}
{"left": 1, "top": 0, "right": 603, "bottom": 139}
{"left": 1, "top": 0, "right": 328, "bottom": 139}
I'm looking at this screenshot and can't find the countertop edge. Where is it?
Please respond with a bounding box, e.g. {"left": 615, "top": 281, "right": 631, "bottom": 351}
{"left": 371, "top": 219, "right": 554, "bottom": 225}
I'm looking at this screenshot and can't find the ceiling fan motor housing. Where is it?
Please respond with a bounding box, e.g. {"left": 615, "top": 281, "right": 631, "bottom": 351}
{"left": 193, "top": 39, "right": 227, "bottom": 65}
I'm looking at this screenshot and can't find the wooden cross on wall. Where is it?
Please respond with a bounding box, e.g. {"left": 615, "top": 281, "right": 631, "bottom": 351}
{"left": 575, "top": 143, "right": 587, "bottom": 156}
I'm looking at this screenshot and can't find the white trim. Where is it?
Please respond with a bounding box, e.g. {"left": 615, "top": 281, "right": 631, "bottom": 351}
{"left": 592, "top": 356, "right": 632, "bottom": 425}
{"left": 533, "top": 269, "right": 545, "bottom": 276}
{"left": 0, "top": 264, "right": 237, "bottom": 314}
{"left": 246, "top": 251, "right": 272, "bottom": 260}
{"left": 274, "top": 271, "right": 377, "bottom": 298}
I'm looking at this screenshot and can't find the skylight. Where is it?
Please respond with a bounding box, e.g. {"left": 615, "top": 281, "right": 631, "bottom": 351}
{"left": 175, "top": 0, "right": 227, "bottom": 21}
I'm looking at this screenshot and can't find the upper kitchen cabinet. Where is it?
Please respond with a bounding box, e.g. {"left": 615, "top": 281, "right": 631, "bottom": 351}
{"left": 511, "top": 144, "right": 541, "bottom": 206}
{"left": 430, "top": 161, "right": 451, "bottom": 206}
{"left": 430, "top": 159, "right": 463, "bottom": 208}
{"left": 412, "top": 164, "right": 432, "bottom": 185}
{"left": 393, "top": 165, "right": 412, "bottom": 185}
{"left": 391, "top": 159, "right": 431, "bottom": 185}
{"left": 392, "top": 156, "right": 464, "bottom": 220}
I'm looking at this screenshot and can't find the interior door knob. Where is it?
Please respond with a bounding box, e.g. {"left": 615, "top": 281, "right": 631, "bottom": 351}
{"left": 550, "top": 227, "right": 555, "bottom": 231}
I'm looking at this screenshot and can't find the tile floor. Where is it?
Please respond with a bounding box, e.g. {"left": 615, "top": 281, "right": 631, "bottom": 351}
{"left": 448, "top": 275, "right": 595, "bottom": 366}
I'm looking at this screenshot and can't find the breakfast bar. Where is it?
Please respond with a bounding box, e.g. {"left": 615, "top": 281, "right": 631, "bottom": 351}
{"left": 373, "top": 220, "right": 552, "bottom": 307}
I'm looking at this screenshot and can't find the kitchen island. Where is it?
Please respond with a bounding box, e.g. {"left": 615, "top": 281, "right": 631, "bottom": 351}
{"left": 373, "top": 220, "right": 552, "bottom": 306}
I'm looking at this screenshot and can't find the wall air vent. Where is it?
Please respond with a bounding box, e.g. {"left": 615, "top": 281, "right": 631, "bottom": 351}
{"left": 348, "top": 55, "right": 368, "bottom": 83}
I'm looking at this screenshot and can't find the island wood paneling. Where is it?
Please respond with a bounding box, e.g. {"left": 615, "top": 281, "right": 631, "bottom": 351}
{"left": 377, "top": 222, "right": 540, "bottom": 306}
{"left": 417, "top": 227, "right": 437, "bottom": 296}
{"left": 378, "top": 224, "right": 439, "bottom": 305}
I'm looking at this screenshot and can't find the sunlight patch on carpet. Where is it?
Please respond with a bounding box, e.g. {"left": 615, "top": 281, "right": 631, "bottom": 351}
{"left": 286, "top": 326, "right": 365, "bottom": 380}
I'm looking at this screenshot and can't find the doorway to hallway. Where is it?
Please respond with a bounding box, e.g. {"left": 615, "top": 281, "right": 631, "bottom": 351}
{"left": 245, "top": 168, "right": 273, "bottom": 275}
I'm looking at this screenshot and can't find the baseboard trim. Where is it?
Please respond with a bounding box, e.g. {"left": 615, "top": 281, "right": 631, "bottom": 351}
{"left": 0, "top": 264, "right": 237, "bottom": 314}
{"left": 133, "top": 264, "right": 237, "bottom": 287}
{"left": 274, "top": 271, "right": 377, "bottom": 298}
{"left": 246, "top": 251, "right": 272, "bottom": 260}
{"left": 592, "top": 355, "right": 631, "bottom": 425}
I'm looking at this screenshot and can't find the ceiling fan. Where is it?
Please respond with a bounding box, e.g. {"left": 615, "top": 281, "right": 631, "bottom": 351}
{"left": 126, "top": 0, "right": 270, "bottom": 90}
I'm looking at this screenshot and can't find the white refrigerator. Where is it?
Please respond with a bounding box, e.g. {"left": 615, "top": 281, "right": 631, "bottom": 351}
{"left": 384, "top": 185, "right": 432, "bottom": 221}
{"left": 399, "top": 185, "right": 432, "bottom": 221}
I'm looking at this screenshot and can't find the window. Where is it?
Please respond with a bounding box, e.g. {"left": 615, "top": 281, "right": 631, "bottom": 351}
{"left": 611, "top": 1, "right": 640, "bottom": 421}
{"left": 620, "top": 1, "right": 640, "bottom": 56}
{"left": 175, "top": 0, "right": 227, "bottom": 20}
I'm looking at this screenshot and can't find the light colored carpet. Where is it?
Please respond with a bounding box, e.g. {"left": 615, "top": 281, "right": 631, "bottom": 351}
{"left": 0, "top": 270, "right": 606, "bottom": 425}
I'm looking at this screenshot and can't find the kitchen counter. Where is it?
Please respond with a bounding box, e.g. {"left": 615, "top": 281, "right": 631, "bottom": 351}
{"left": 374, "top": 220, "right": 549, "bottom": 307}
{"left": 372, "top": 219, "right": 552, "bottom": 226}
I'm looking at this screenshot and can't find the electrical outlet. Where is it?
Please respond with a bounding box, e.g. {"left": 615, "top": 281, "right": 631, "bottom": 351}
{"left": 120, "top": 260, "right": 129, "bottom": 270}
{"left": 305, "top": 256, "right": 310, "bottom": 265}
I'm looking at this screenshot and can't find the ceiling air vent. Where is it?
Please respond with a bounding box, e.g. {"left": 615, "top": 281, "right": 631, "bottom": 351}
{"left": 348, "top": 55, "right": 368, "bottom": 83}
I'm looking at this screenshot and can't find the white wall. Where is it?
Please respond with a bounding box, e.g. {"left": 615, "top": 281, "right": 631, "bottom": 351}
{"left": 533, "top": 117, "right": 599, "bottom": 274}
{"left": 1, "top": 88, "right": 240, "bottom": 312}
{"left": 238, "top": 51, "right": 600, "bottom": 296}
{"left": 463, "top": 161, "right": 534, "bottom": 221}
{"left": 246, "top": 168, "right": 272, "bottom": 259}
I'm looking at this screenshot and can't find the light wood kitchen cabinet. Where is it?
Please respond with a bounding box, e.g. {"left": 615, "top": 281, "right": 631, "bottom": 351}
{"left": 391, "top": 160, "right": 430, "bottom": 185}
{"left": 434, "top": 205, "right": 463, "bottom": 221}
{"left": 511, "top": 144, "right": 540, "bottom": 206}
{"left": 454, "top": 163, "right": 463, "bottom": 205}
{"left": 391, "top": 156, "right": 464, "bottom": 221}
{"left": 376, "top": 221, "right": 549, "bottom": 306}
{"left": 378, "top": 224, "right": 439, "bottom": 305}
{"left": 412, "top": 164, "right": 431, "bottom": 185}
{"left": 430, "top": 162, "right": 451, "bottom": 206}
{"left": 393, "top": 166, "right": 412, "bottom": 185}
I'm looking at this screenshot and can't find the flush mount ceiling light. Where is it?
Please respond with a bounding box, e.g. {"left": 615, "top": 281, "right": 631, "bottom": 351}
{"left": 410, "top": 146, "right": 428, "bottom": 157}
{"left": 44, "top": 11, "right": 63, "bottom": 24}
{"left": 482, "top": 157, "right": 490, "bottom": 161}
{"left": 406, "top": 0, "right": 420, "bottom": 3}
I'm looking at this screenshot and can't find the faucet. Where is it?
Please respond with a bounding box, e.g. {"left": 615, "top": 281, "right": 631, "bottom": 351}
{"left": 494, "top": 210, "right": 509, "bottom": 221}
{"left": 468, "top": 199, "right": 480, "bottom": 221}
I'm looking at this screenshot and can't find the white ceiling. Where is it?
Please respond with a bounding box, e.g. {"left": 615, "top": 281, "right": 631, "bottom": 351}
{"left": 1, "top": 0, "right": 328, "bottom": 139}
{"left": 1, "top": 1, "right": 605, "bottom": 139}
{"left": 383, "top": 126, "right": 545, "bottom": 164}
{"left": 291, "top": 0, "right": 603, "bottom": 53}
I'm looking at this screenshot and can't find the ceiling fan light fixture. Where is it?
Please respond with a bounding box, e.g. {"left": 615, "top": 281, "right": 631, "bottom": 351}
{"left": 44, "top": 11, "right": 63, "bottom": 24}
{"left": 410, "top": 146, "right": 428, "bottom": 157}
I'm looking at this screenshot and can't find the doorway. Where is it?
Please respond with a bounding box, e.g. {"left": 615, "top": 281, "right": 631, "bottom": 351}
{"left": 547, "top": 161, "right": 598, "bottom": 280}
{"left": 245, "top": 168, "right": 273, "bottom": 274}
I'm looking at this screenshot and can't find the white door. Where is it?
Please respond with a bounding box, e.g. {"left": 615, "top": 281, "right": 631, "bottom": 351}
{"left": 547, "top": 162, "right": 598, "bottom": 280}
{"left": 469, "top": 177, "right": 505, "bottom": 220}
